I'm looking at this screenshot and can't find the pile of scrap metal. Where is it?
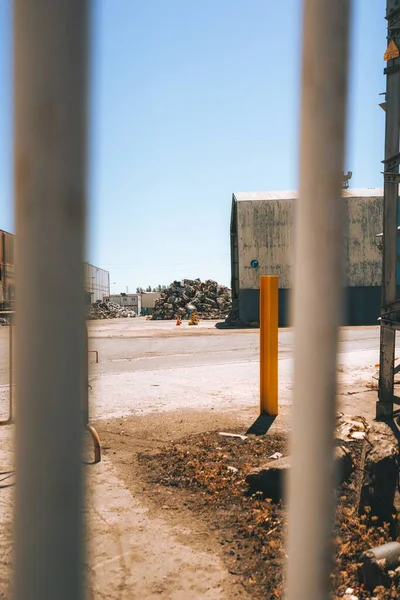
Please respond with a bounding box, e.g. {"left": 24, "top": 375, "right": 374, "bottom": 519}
{"left": 87, "top": 300, "right": 137, "bottom": 320}
{"left": 151, "top": 279, "right": 231, "bottom": 321}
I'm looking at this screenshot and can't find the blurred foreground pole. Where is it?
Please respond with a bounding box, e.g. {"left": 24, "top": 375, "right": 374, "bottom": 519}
{"left": 14, "top": 2, "right": 88, "bottom": 599}
{"left": 286, "top": 2, "right": 351, "bottom": 600}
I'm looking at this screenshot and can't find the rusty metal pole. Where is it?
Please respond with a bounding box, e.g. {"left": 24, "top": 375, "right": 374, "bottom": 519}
{"left": 14, "top": 2, "right": 88, "bottom": 600}
{"left": 377, "top": 0, "right": 400, "bottom": 419}
{"left": 286, "top": 1, "right": 351, "bottom": 600}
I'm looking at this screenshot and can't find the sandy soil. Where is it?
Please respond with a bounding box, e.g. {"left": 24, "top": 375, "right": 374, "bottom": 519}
{"left": 0, "top": 319, "right": 393, "bottom": 598}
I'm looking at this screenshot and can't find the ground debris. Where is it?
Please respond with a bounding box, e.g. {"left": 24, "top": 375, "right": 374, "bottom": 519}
{"left": 359, "top": 422, "right": 399, "bottom": 536}
{"left": 151, "top": 279, "right": 231, "bottom": 321}
{"left": 245, "top": 445, "right": 352, "bottom": 501}
{"left": 336, "top": 414, "right": 369, "bottom": 443}
{"left": 227, "top": 466, "right": 239, "bottom": 473}
{"left": 269, "top": 452, "right": 283, "bottom": 460}
{"left": 219, "top": 432, "right": 247, "bottom": 441}
{"left": 138, "top": 428, "right": 399, "bottom": 599}
{"left": 358, "top": 542, "right": 400, "bottom": 591}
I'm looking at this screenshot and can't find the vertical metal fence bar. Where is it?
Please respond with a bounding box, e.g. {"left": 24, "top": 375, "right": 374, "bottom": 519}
{"left": 286, "top": 1, "right": 351, "bottom": 599}
{"left": 14, "top": 2, "right": 89, "bottom": 599}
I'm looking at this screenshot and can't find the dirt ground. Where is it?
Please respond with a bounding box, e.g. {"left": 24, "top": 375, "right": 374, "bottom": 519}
{"left": 0, "top": 319, "right": 397, "bottom": 598}
{"left": 99, "top": 415, "right": 287, "bottom": 599}
{"left": 99, "top": 414, "right": 399, "bottom": 600}
{"left": 89, "top": 411, "right": 262, "bottom": 600}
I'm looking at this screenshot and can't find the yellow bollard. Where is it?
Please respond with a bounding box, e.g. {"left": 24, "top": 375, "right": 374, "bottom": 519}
{"left": 260, "top": 276, "right": 279, "bottom": 416}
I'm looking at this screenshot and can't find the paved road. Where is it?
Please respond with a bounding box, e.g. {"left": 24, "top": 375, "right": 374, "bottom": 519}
{"left": 0, "top": 320, "right": 392, "bottom": 421}
{"left": 86, "top": 321, "right": 387, "bottom": 420}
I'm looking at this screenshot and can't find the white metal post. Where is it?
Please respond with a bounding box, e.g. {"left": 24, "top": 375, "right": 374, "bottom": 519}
{"left": 286, "top": 1, "right": 351, "bottom": 599}
{"left": 14, "top": 2, "right": 89, "bottom": 599}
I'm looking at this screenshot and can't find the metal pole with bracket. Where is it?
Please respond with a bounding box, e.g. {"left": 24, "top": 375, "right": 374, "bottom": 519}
{"left": 377, "top": 0, "right": 400, "bottom": 419}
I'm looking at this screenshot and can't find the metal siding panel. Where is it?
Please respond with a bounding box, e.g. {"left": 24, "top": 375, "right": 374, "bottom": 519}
{"left": 1, "top": 231, "right": 16, "bottom": 303}
{"left": 84, "top": 264, "right": 110, "bottom": 302}
{"left": 0, "top": 233, "right": 110, "bottom": 305}
{"left": 0, "top": 232, "right": 4, "bottom": 301}
{"left": 238, "top": 199, "right": 294, "bottom": 290}
{"left": 236, "top": 194, "right": 383, "bottom": 292}
{"left": 346, "top": 196, "right": 383, "bottom": 287}
{"left": 5, "top": 232, "right": 15, "bottom": 265}
{"left": 238, "top": 288, "right": 291, "bottom": 327}
{"left": 141, "top": 292, "right": 161, "bottom": 308}
{"left": 238, "top": 286, "right": 387, "bottom": 327}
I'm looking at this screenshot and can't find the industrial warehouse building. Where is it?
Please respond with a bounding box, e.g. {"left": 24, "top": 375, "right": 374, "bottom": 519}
{"left": 105, "top": 293, "right": 142, "bottom": 313}
{"left": 103, "top": 292, "right": 161, "bottom": 315}
{"left": 0, "top": 230, "right": 15, "bottom": 305}
{"left": 1, "top": 230, "right": 110, "bottom": 305}
{"left": 83, "top": 262, "right": 110, "bottom": 302}
{"left": 230, "top": 188, "right": 388, "bottom": 326}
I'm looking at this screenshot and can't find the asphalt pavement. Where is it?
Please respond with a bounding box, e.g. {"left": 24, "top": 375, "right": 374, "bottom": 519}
{"left": 0, "top": 319, "right": 392, "bottom": 422}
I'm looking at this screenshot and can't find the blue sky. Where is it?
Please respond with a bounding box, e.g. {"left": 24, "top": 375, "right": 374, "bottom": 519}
{"left": 0, "top": 1, "right": 386, "bottom": 291}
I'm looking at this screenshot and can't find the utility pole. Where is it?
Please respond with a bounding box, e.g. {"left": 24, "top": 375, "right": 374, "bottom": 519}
{"left": 377, "top": 0, "right": 400, "bottom": 419}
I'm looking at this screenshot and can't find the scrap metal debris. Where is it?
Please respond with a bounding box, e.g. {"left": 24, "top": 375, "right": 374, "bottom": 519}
{"left": 137, "top": 428, "right": 399, "bottom": 599}
{"left": 218, "top": 432, "right": 247, "bottom": 441}
{"left": 268, "top": 452, "right": 283, "bottom": 460}
{"left": 358, "top": 542, "right": 400, "bottom": 592}
{"left": 88, "top": 301, "right": 137, "bottom": 320}
{"left": 151, "top": 279, "right": 231, "bottom": 321}
{"left": 227, "top": 466, "right": 239, "bottom": 473}
{"left": 336, "top": 413, "right": 369, "bottom": 443}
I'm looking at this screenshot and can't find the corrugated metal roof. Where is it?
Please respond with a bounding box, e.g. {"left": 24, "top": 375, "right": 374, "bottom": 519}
{"left": 233, "top": 188, "right": 383, "bottom": 202}
{"left": 233, "top": 191, "right": 297, "bottom": 201}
